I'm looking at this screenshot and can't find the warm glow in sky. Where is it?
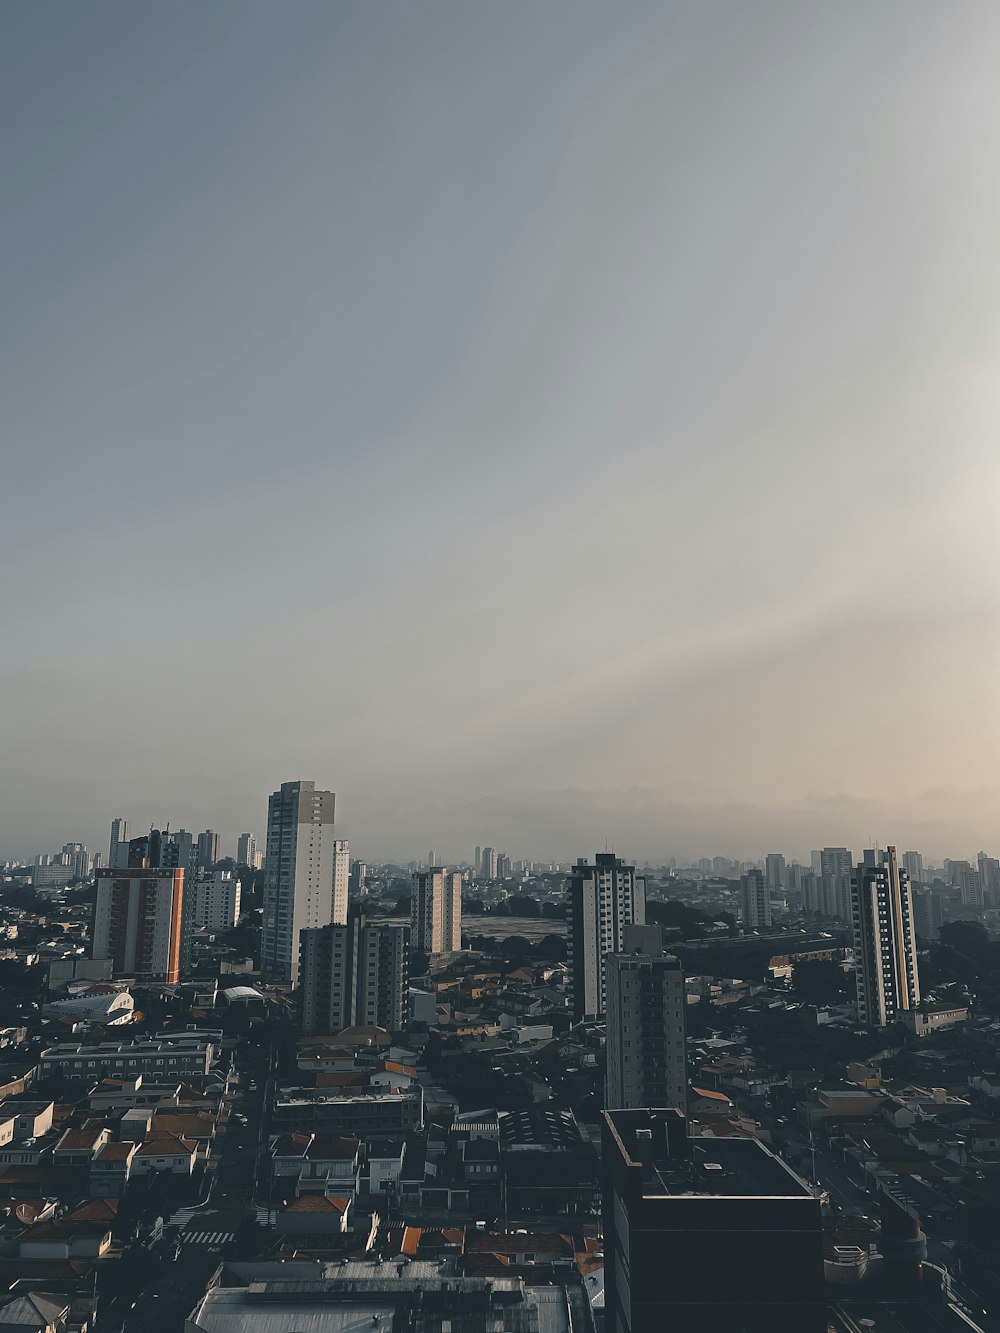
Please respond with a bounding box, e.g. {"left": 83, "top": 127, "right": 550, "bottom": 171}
{"left": 2, "top": 2, "right": 999, "bottom": 862}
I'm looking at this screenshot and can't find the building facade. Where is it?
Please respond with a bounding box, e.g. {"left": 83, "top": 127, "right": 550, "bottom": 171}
{"left": 299, "top": 914, "right": 409, "bottom": 1035}
{"left": 601, "top": 1108, "right": 825, "bottom": 1333}
{"left": 410, "top": 868, "right": 462, "bottom": 954}
{"left": 262, "top": 781, "right": 345, "bottom": 985}
{"left": 740, "top": 868, "right": 771, "bottom": 929}
{"left": 186, "top": 870, "right": 241, "bottom": 934}
{"left": 852, "top": 845, "right": 921, "bottom": 1028}
{"left": 567, "top": 853, "right": 646, "bottom": 1021}
{"left": 605, "top": 930, "right": 686, "bottom": 1111}
{"left": 92, "top": 865, "right": 184, "bottom": 984}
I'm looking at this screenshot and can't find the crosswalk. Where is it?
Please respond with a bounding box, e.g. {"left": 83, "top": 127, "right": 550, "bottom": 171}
{"left": 182, "top": 1229, "right": 235, "bottom": 1249}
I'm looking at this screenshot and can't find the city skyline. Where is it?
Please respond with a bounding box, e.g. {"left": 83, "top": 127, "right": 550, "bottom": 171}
{"left": 4, "top": 3, "right": 1000, "bottom": 861}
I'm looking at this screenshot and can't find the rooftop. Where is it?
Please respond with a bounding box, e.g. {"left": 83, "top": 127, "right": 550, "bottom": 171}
{"left": 604, "top": 1109, "right": 814, "bottom": 1199}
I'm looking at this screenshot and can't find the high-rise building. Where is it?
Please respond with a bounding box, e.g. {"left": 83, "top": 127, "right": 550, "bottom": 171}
{"left": 809, "top": 849, "right": 823, "bottom": 878}
{"left": 331, "top": 839, "right": 350, "bottom": 926}
{"left": 567, "top": 853, "right": 646, "bottom": 1022}
{"left": 852, "top": 845, "right": 920, "bottom": 1028}
{"left": 299, "top": 912, "right": 409, "bottom": 1036}
{"left": 479, "top": 847, "right": 498, "bottom": 880}
{"left": 902, "top": 850, "right": 924, "bottom": 885}
{"left": 109, "top": 819, "right": 129, "bottom": 869}
{"left": 764, "top": 853, "right": 787, "bottom": 891}
{"left": 601, "top": 1109, "right": 825, "bottom": 1333}
{"left": 185, "top": 870, "right": 241, "bottom": 934}
{"left": 474, "top": 846, "right": 482, "bottom": 876}
{"left": 262, "top": 780, "right": 344, "bottom": 986}
{"left": 92, "top": 862, "right": 184, "bottom": 983}
{"left": 496, "top": 851, "right": 511, "bottom": 880}
{"left": 605, "top": 926, "right": 686, "bottom": 1111}
{"left": 349, "top": 860, "right": 368, "bottom": 899}
{"left": 911, "top": 886, "right": 943, "bottom": 942}
{"left": 818, "top": 847, "right": 853, "bottom": 921}
{"left": 977, "top": 852, "right": 1000, "bottom": 902}
{"left": 236, "top": 833, "right": 258, "bottom": 868}
{"left": 197, "top": 830, "right": 221, "bottom": 868}
{"left": 740, "top": 868, "right": 771, "bottom": 929}
{"left": 410, "top": 867, "right": 462, "bottom": 954}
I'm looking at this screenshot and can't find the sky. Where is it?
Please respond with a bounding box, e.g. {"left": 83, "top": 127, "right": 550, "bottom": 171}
{"left": 2, "top": 1, "right": 1000, "bottom": 865}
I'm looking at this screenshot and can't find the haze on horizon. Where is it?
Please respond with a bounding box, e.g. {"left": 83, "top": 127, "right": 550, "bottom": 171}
{"left": 2, "top": 1, "right": 999, "bottom": 866}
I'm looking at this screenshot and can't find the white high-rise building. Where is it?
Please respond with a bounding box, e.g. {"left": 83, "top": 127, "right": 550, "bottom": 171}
{"left": 740, "top": 868, "right": 771, "bottom": 929}
{"left": 332, "top": 839, "right": 350, "bottom": 928}
{"left": 187, "top": 870, "right": 242, "bottom": 933}
{"left": 410, "top": 867, "right": 462, "bottom": 954}
{"left": 852, "top": 845, "right": 920, "bottom": 1028}
{"left": 236, "top": 833, "right": 261, "bottom": 869}
{"left": 479, "top": 847, "right": 498, "bottom": 880}
{"left": 109, "top": 819, "right": 129, "bottom": 869}
{"left": 568, "top": 853, "right": 646, "bottom": 1021}
{"left": 605, "top": 925, "right": 687, "bottom": 1111}
{"left": 261, "top": 780, "right": 345, "bottom": 986}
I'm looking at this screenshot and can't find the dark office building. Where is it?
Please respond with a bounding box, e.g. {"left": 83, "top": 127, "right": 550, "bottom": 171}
{"left": 602, "top": 1108, "right": 825, "bottom": 1333}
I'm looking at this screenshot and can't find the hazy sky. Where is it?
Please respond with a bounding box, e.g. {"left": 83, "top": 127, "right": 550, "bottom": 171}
{"left": 3, "top": 2, "right": 1000, "bottom": 864}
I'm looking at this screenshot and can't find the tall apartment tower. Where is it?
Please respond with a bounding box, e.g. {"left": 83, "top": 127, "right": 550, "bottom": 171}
{"left": 410, "top": 867, "right": 462, "bottom": 953}
{"left": 331, "top": 839, "right": 350, "bottom": 926}
{"left": 568, "top": 853, "right": 646, "bottom": 1022}
{"left": 92, "top": 862, "right": 184, "bottom": 984}
{"left": 186, "top": 870, "right": 241, "bottom": 933}
{"left": 602, "top": 1109, "right": 825, "bottom": 1333}
{"left": 902, "top": 850, "right": 924, "bottom": 885}
{"left": 236, "top": 833, "right": 257, "bottom": 867}
{"left": 262, "top": 780, "right": 345, "bottom": 985}
{"left": 197, "top": 830, "right": 221, "bottom": 868}
{"left": 479, "top": 847, "right": 498, "bottom": 880}
{"left": 109, "top": 819, "right": 129, "bottom": 869}
{"left": 605, "top": 926, "right": 686, "bottom": 1111}
{"left": 852, "top": 845, "right": 921, "bottom": 1028}
{"left": 299, "top": 913, "right": 409, "bottom": 1035}
{"left": 764, "top": 853, "right": 787, "bottom": 891}
{"left": 740, "top": 868, "right": 771, "bottom": 929}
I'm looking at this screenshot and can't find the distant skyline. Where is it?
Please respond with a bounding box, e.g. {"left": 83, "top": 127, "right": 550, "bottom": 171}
{"left": 3, "top": 3, "right": 999, "bottom": 861}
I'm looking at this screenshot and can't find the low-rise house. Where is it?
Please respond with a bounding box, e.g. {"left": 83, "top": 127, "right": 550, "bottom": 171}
{"left": 0, "top": 1292, "right": 69, "bottom": 1333}
{"left": 18, "top": 1218, "right": 112, "bottom": 1260}
{"left": 275, "top": 1195, "right": 350, "bottom": 1235}
{"left": 131, "top": 1134, "right": 198, "bottom": 1176}
{"left": 53, "top": 1124, "right": 111, "bottom": 1168}
{"left": 89, "top": 1141, "right": 135, "bottom": 1197}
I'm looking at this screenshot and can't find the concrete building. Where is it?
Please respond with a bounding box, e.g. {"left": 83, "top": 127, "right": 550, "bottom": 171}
{"left": 262, "top": 781, "right": 345, "bottom": 986}
{"left": 605, "top": 927, "right": 686, "bottom": 1111}
{"left": 764, "top": 853, "right": 787, "bottom": 891}
{"left": 601, "top": 1108, "right": 825, "bottom": 1333}
{"left": 299, "top": 913, "right": 409, "bottom": 1035}
{"left": 410, "top": 867, "right": 462, "bottom": 954}
{"left": 568, "top": 853, "right": 646, "bottom": 1021}
{"left": 109, "top": 819, "right": 128, "bottom": 869}
{"left": 39, "top": 1034, "right": 216, "bottom": 1080}
{"left": 196, "top": 830, "right": 220, "bottom": 868}
{"left": 236, "top": 833, "right": 260, "bottom": 868}
{"left": 186, "top": 870, "right": 241, "bottom": 933}
{"left": 479, "top": 847, "right": 498, "bottom": 880}
{"left": 902, "top": 850, "right": 924, "bottom": 885}
{"left": 740, "top": 868, "right": 771, "bottom": 929}
{"left": 92, "top": 863, "right": 184, "bottom": 984}
{"left": 852, "top": 846, "right": 921, "bottom": 1028}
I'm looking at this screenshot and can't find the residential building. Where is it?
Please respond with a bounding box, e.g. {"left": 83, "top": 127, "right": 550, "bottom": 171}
{"left": 410, "top": 867, "right": 462, "bottom": 954}
{"left": 480, "top": 847, "right": 498, "bottom": 880}
{"left": 978, "top": 852, "right": 1000, "bottom": 902}
{"left": 186, "top": 870, "right": 241, "bottom": 933}
{"left": 92, "top": 862, "right": 184, "bottom": 983}
{"left": 236, "top": 833, "right": 261, "bottom": 869}
{"left": 852, "top": 845, "right": 921, "bottom": 1028}
{"left": 262, "top": 780, "right": 345, "bottom": 986}
{"left": 605, "top": 927, "right": 686, "bottom": 1111}
{"left": 197, "top": 830, "right": 220, "bottom": 867}
{"left": 567, "top": 853, "right": 646, "bottom": 1021}
{"left": 601, "top": 1108, "right": 825, "bottom": 1333}
{"left": 349, "top": 860, "right": 367, "bottom": 899}
{"left": 109, "top": 818, "right": 129, "bottom": 869}
{"left": 764, "top": 853, "right": 787, "bottom": 891}
{"left": 902, "top": 850, "right": 924, "bottom": 885}
{"left": 740, "top": 868, "right": 771, "bottom": 929}
{"left": 299, "top": 913, "right": 409, "bottom": 1035}
{"left": 39, "top": 1034, "right": 216, "bottom": 1080}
